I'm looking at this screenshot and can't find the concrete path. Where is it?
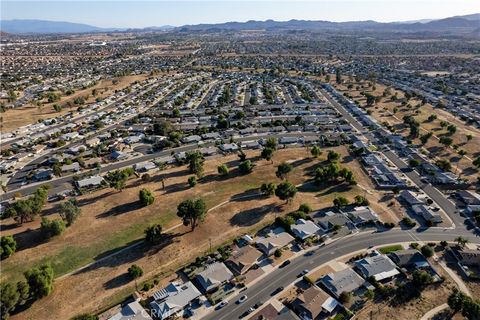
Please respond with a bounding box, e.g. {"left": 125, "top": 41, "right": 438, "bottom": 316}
{"left": 420, "top": 303, "right": 449, "bottom": 320}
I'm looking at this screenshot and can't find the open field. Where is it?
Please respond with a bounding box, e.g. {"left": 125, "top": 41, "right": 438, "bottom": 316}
{"left": 1, "top": 146, "right": 399, "bottom": 319}
{"left": 1, "top": 74, "right": 150, "bottom": 132}
{"left": 322, "top": 75, "right": 480, "bottom": 183}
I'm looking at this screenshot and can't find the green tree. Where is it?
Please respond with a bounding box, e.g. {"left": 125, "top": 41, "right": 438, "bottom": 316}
{"left": 327, "top": 150, "right": 341, "bottom": 162}
{"left": 333, "top": 196, "right": 349, "bottom": 208}
{"left": 276, "top": 162, "right": 293, "bottom": 180}
{"left": 260, "top": 183, "right": 277, "bottom": 196}
{"left": 354, "top": 195, "right": 369, "bottom": 206}
{"left": 40, "top": 218, "right": 65, "bottom": 239}
{"left": 298, "top": 203, "right": 312, "bottom": 214}
{"left": 1, "top": 235, "right": 17, "bottom": 260}
{"left": 261, "top": 147, "right": 274, "bottom": 163}
{"left": 16, "top": 280, "right": 29, "bottom": 306}
{"left": 420, "top": 132, "right": 433, "bottom": 145}
{"left": 107, "top": 169, "right": 133, "bottom": 192}
{"left": 420, "top": 245, "right": 434, "bottom": 258}
{"left": 186, "top": 150, "right": 205, "bottom": 178}
{"left": 59, "top": 198, "right": 81, "bottom": 226}
{"left": 409, "top": 159, "right": 421, "bottom": 167}
{"left": 455, "top": 236, "right": 468, "bottom": 248}
{"left": 139, "top": 188, "right": 155, "bottom": 206}
{"left": 24, "top": 263, "right": 54, "bottom": 299}
{"left": 128, "top": 264, "right": 143, "bottom": 279}
{"left": 339, "top": 291, "right": 352, "bottom": 304}
{"left": 265, "top": 137, "right": 278, "bottom": 151}
{"left": 275, "top": 182, "right": 297, "bottom": 204}
{"left": 239, "top": 160, "right": 254, "bottom": 175}
{"left": 217, "top": 164, "right": 229, "bottom": 176}
{"left": 0, "top": 282, "right": 19, "bottom": 319}
{"left": 145, "top": 224, "right": 162, "bottom": 243}
{"left": 177, "top": 198, "right": 207, "bottom": 231}
{"left": 439, "top": 136, "right": 453, "bottom": 148}
{"left": 310, "top": 146, "right": 321, "bottom": 158}
{"left": 188, "top": 176, "right": 197, "bottom": 187}
{"left": 412, "top": 270, "right": 433, "bottom": 287}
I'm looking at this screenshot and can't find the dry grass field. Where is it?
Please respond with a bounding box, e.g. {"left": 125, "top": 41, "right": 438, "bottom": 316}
{"left": 1, "top": 74, "right": 149, "bottom": 132}
{"left": 1, "top": 146, "right": 401, "bottom": 319}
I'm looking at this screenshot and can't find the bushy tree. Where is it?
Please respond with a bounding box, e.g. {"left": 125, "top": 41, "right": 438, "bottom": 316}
{"left": 261, "top": 147, "right": 274, "bottom": 163}
{"left": 24, "top": 263, "right": 54, "bottom": 299}
{"left": 128, "top": 264, "right": 143, "bottom": 279}
{"left": 239, "top": 160, "right": 254, "bottom": 175}
{"left": 0, "top": 282, "right": 19, "bottom": 319}
{"left": 420, "top": 245, "right": 434, "bottom": 258}
{"left": 217, "top": 164, "right": 229, "bottom": 176}
{"left": 260, "top": 183, "right": 277, "bottom": 196}
{"left": 354, "top": 195, "right": 369, "bottom": 206}
{"left": 275, "top": 182, "right": 297, "bottom": 204}
{"left": 40, "top": 218, "right": 65, "bottom": 239}
{"left": 107, "top": 168, "right": 133, "bottom": 192}
{"left": 139, "top": 188, "right": 155, "bottom": 206}
{"left": 333, "top": 196, "right": 349, "bottom": 208}
{"left": 298, "top": 203, "right": 312, "bottom": 214}
{"left": 59, "top": 198, "right": 81, "bottom": 226}
{"left": 1, "top": 235, "right": 17, "bottom": 260}
{"left": 276, "top": 162, "right": 292, "bottom": 180}
{"left": 188, "top": 176, "right": 197, "bottom": 187}
{"left": 310, "top": 146, "right": 321, "bottom": 158}
{"left": 186, "top": 150, "right": 205, "bottom": 178}
{"left": 145, "top": 224, "right": 162, "bottom": 243}
{"left": 177, "top": 198, "right": 207, "bottom": 231}
{"left": 327, "top": 150, "right": 341, "bottom": 162}
{"left": 265, "top": 137, "right": 278, "bottom": 151}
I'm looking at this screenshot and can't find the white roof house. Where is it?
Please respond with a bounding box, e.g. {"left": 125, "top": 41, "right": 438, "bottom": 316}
{"left": 76, "top": 175, "right": 105, "bottom": 189}
{"left": 256, "top": 228, "right": 295, "bottom": 256}
{"left": 109, "top": 300, "right": 152, "bottom": 320}
{"left": 150, "top": 282, "right": 201, "bottom": 320}
{"left": 291, "top": 219, "right": 320, "bottom": 240}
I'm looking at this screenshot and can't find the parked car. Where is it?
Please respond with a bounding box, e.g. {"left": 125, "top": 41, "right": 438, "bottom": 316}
{"left": 217, "top": 300, "right": 228, "bottom": 309}
{"left": 279, "top": 260, "right": 291, "bottom": 268}
{"left": 271, "top": 286, "right": 284, "bottom": 296}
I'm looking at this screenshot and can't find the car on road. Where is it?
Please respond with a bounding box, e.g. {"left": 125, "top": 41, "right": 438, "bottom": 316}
{"left": 237, "top": 295, "right": 248, "bottom": 304}
{"left": 279, "top": 260, "right": 291, "bottom": 268}
{"left": 217, "top": 300, "right": 228, "bottom": 309}
{"left": 298, "top": 269, "right": 310, "bottom": 277}
{"left": 304, "top": 250, "right": 314, "bottom": 256}
{"left": 271, "top": 286, "right": 284, "bottom": 296}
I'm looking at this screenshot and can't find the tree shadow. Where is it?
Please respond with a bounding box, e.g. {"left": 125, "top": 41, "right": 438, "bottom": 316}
{"left": 96, "top": 200, "right": 143, "bottom": 218}
{"left": 230, "top": 203, "right": 277, "bottom": 227}
{"left": 103, "top": 273, "right": 132, "bottom": 289}
{"left": 74, "top": 232, "right": 183, "bottom": 276}
{"left": 316, "top": 183, "right": 352, "bottom": 197}
{"left": 12, "top": 227, "right": 48, "bottom": 251}
{"left": 230, "top": 188, "right": 261, "bottom": 202}
{"left": 160, "top": 182, "right": 189, "bottom": 194}
{"left": 78, "top": 190, "right": 116, "bottom": 206}
{"left": 289, "top": 157, "right": 313, "bottom": 168}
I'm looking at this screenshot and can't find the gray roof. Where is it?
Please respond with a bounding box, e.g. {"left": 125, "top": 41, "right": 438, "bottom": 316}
{"left": 109, "top": 300, "right": 152, "bottom": 320}
{"left": 389, "top": 249, "right": 427, "bottom": 267}
{"left": 150, "top": 282, "right": 201, "bottom": 320}
{"left": 321, "top": 268, "right": 366, "bottom": 297}
{"left": 355, "top": 254, "right": 400, "bottom": 281}
{"left": 196, "top": 262, "right": 233, "bottom": 292}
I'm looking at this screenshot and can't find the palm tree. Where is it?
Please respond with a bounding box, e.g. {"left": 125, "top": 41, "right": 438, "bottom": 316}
{"left": 454, "top": 236, "right": 468, "bottom": 248}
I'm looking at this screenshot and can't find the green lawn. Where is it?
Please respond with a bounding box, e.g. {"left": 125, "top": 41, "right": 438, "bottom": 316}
{"left": 378, "top": 244, "right": 403, "bottom": 254}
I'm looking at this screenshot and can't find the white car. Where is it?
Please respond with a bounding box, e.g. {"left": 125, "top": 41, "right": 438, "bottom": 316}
{"left": 237, "top": 295, "right": 248, "bottom": 304}
{"left": 217, "top": 300, "right": 228, "bottom": 309}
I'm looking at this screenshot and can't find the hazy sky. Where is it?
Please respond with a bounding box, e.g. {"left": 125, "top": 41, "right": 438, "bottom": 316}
{"left": 1, "top": 0, "right": 479, "bottom": 28}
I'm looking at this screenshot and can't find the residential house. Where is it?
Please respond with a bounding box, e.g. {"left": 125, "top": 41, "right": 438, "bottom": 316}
{"left": 219, "top": 143, "right": 239, "bottom": 153}
{"left": 355, "top": 253, "right": 400, "bottom": 281}
{"left": 291, "top": 219, "right": 320, "bottom": 240}
{"left": 399, "top": 190, "right": 425, "bottom": 206}
{"left": 411, "top": 204, "right": 443, "bottom": 224}
{"left": 291, "top": 285, "right": 339, "bottom": 320}
{"left": 61, "top": 162, "right": 81, "bottom": 173}
{"left": 389, "top": 249, "right": 430, "bottom": 270}
{"left": 111, "top": 150, "right": 128, "bottom": 161}
{"left": 150, "top": 281, "right": 201, "bottom": 320}
{"left": 195, "top": 262, "right": 234, "bottom": 293}
{"left": 134, "top": 161, "right": 157, "bottom": 173}
{"left": 108, "top": 299, "right": 152, "bottom": 320}
{"left": 32, "top": 169, "right": 54, "bottom": 181}
{"left": 312, "top": 211, "right": 349, "bottom": 232}
{"left": 76, "top": 175, "right": 105, "bottom": 189}
{"left": 457, "top": 249, "right": 480, "bottom": 266}
{"left": 256, "top": 228, "right": 295, "bottom": 256}
{"left": 320, "top": 268, "right": 367, "bottom": 298}
{"left": 225, "top": 245, "right": 263, "bottom": 275}
{"left": 344, "top": 206, "right": 379, "bottom": 226}
{"left": 456, "top": 190, "right": 480, "bottom": 213}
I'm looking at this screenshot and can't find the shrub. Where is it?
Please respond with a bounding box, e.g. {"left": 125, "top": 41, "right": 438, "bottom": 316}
{"left": 298, "top": 203, "right": 312, "bottom": 214}
{"left": 217, "top": 164, "right": 229, "bottom": 176}
{"left": 139, "top": 188, "right": 155, "bottom": 206}
{"left": 40, "top": 218, "right": 65, "bottom": 239}
{"left": 188, "top": 176, "right": 197, "bottom": 187}
{"left": 339, "top": 291, "right": 352, "bottom": 304}
{"left": 274, "top": 249, "right": 282, "bottom": 258}
{"left": 1, "top": 235, "right": 17, "bottom": 259}
{"left": 421, "top": 245, "right": 434, "bottom": 258}
{"left": 128, "top": 264, "right": 143, "bottom": 279}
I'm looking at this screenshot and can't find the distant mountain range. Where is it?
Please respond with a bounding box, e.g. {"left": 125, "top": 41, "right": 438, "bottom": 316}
{"left": 0, "top": 14, "right": 478, "bottom": 34}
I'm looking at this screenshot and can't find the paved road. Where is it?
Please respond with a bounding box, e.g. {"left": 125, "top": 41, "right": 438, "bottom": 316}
{"left": 1, "top": 132, "right": 314, "bottom": 201}
{"left": 204, "top": 228, "right": 480, "bottom": 320}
